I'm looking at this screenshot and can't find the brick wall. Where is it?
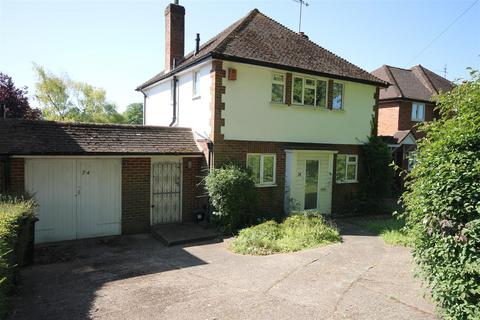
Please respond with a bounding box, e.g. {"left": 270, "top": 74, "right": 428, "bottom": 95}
{"left": 378, "top": 101, "right": 400, "bottom": 136}
{"left": 0, "top": 158, "right": 5, "bottom": 193}
{"left": 212, "top": 140, "right": 363, "bottom": 216}
{"left": 122, "top": 158, "right": 151, "bottom": 234}
{"left": 164, "top": 3, "right": 185, "bottom": 71}
{"left": 10, "top": 158, "right": 25, "bottom": 194}
{"left": 182, "top": 156, "right": 208, "bottom": 222}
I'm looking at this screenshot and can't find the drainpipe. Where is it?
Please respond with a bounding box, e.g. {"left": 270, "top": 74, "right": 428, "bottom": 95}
{"left": 139, "top": 88, "right": 147, "bottom": 125}
{"left": 169, "top": 75, "right": 178, "bottom": 126}
{"left": 206, "top": 140, "right": 214, "bottom": 171}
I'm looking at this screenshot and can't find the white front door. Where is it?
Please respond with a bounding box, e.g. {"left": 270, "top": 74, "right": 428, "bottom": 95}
{"left": 285, "top": 151, "right": 334, "bottom": 214}
{"left": 25, "top": 158, "right": 121, "bottom": 243}
{"left": 151, "top": 161, "right": 182, "bottom": 224}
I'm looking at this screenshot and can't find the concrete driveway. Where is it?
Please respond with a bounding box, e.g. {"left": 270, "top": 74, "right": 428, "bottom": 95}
{"left": 9, "top": 222, "right": 436, "bottom": 320}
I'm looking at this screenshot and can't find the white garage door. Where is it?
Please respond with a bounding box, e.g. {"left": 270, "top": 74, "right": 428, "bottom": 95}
{"left": 25, "top": 159, "right": 121, "bottom": 243}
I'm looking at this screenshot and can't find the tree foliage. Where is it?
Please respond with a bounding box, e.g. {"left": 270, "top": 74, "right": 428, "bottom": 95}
{"left": 0, "top": 73, "right": 41, "bottom": 119}
{"left": 33, "top": 64, "right": 124, "bottom": 123}
{"left": 401, "top": 69, "right": 480, "bottom": 319}
{"left": 123, "top": 102, "right": 143, "bottom": 124}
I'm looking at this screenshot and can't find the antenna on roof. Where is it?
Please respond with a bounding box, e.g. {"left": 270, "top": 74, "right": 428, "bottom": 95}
{"left": 292, "top": 0, "right": 309, "bottom": 33}
{"left": 443, "top": 64, "right": 448, "bottom": 78}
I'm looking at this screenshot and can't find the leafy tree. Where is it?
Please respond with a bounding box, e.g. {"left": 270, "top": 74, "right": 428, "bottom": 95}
{"left": 123, "top": 102, "right": 143, "bottom": 124}
{"left": 401, "top": 69, "right": 480, "bottom": 319}
{"left": 0, "top": 73, "right": 41, "bottom": 119}
{"left": 33, "top": 64, "right": 124, "bottom": 123}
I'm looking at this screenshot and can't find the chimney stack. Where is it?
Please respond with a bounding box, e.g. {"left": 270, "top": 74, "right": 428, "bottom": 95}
{"left": 165, "top": 1, "right": 185, "bottom": 71}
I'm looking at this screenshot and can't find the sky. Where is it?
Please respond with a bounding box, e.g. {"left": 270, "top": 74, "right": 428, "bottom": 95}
{"left": 0, "top": 0, "right": 479, "bottom": 112}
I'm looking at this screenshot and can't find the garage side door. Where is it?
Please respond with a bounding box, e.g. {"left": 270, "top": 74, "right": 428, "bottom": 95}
{"left": 26, "top": 159, "right": 77, "bottom": 243}
{"left": 76, "top": 159, "right": 121, "bottom": 239}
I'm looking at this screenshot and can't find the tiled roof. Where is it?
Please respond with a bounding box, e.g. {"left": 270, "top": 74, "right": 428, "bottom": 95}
{"left": 0, "top": 120, "right": 202, "bottom": 156}
{"left": 371, "top": 65, "right": 454, "bottom": 102}
{"left": 380, "top": 130, "right": 416, "bottom": 145}
{"left": 137, "top": 9, "right": 388, "bottom": 89}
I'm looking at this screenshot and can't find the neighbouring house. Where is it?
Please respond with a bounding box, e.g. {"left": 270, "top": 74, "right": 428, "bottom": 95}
{"left": 371, "top": 65, "right": 454, "bottom": 176}
{"left": 0, "top": 120, "right": 206, "bottom": 243}
{"left": 137, "top": 2, "right": 388, "bottom": 217}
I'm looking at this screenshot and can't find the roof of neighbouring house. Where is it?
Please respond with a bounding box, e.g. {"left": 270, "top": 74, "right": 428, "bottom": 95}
{"left": 0, "top": 119, "right": 202, "bottom": 156}
{"left": 371, "top": 65, "right": 454, "bottom": 102}
{"left": 137, "top": 9, "right": 388, "bottom": 90}
{"left": 380, "top": 130, "right": 417, "bottom": 145}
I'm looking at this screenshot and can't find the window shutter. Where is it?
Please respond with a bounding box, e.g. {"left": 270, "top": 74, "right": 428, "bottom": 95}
{"left": 327, "top": 79, "right": 334, "bottom": 109}
{"left": 285, "top": 73, "right": 292, "bottom": 105}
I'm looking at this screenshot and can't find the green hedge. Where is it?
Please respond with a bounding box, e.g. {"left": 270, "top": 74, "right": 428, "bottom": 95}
{"left": 0, "top": 196, "right": 36, "bottom": 319}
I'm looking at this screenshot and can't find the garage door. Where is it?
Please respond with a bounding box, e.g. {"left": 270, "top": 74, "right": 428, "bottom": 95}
{"left": 25, "top": 159, "right": 121, "bottom": 243}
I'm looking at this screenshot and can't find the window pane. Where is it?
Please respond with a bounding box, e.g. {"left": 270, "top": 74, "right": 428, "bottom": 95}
{"left": 418, "top": 104, "right": 425, "bottom": 120}
{"left": 316, "top": 80, "right": 327, "bottom": 108}
{"left": 336, "top": 155, "right": 346, "bottom": 182}
{"left": 346, "top": 164, "right": 356, "bottom": 181}
{"left": 411, "top": 104, "right": 418, "bottom": 120}
{"left": 273, "top": 74, "right": 284, "bottom": 82}
{"left": 304, "top": 160, "right": 319, "bottom": 210}
{"left": 263, "top": 155, "right": 275, "bottom": 183}
{"left": 305, "top": 79, "right": 315, "bottom": 87}
{"left": 247, "top": 155, "right": 261, "bottom": 184}
{"left": 348, "top": 156, "right": 357, "bottom": 163}
{"left": 271, "top": 83, "right": 284, "bottom": 103}
{"left": 333, "top": 83, "right": 343, "bottom": 109}
{"left": 293, "top": 77, "right": 303, "bottom": 104}
{"left": 304, "top": 87, "right": 315, "bottom": 106}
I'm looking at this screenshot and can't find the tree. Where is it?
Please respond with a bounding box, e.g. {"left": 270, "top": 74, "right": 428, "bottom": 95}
{"left": 0, "top": 73, "right": 41, "bottom": 119}
{"left": 33, "top": 64, "right": 124, "bottom": 123}
{"left": 123, "top": 103, "right": 143, "bottom": 124}
{"left": 401, "top": 69, "right": 480, "bottom": 319}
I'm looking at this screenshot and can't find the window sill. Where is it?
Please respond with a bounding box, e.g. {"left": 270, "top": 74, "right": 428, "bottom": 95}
{"left": 255, "top": 183, "right": 277, "bottom": 188}
{"left": 336, "top": 180, "right": 358, "bottom": 184}
{"left": 270, "top": 102, "right": 329, "bottom": 111}
{"left": 331, "top": 108, "right": 345, "bottom": 112}
{"left": 411, "top": 119, "right": 424, "bottom": 122}
{"left": 192, "top": 96, "right": 201, "bottom": 100}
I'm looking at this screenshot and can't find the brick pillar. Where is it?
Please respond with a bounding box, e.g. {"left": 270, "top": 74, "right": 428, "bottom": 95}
{"left": 327, "top": 79, "right": 334, "bottom": 109}
{"left": 210, "top": 59, "right": 226, "bottom": 145}
{"left": 122, "top": 158, "right": 151, "bottom": 234}
{"left": 10, "top": 158, "right": 25, "bottom": 194}
{"left": 285, "top": 72, "right": 292, "bottom": 105}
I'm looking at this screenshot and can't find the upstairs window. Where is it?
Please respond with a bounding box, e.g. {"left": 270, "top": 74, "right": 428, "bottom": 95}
{"left": 193, "top": 70, "right": 201, "bottom": 98}
{"left": 292, "top": 76, "right": 328, "bottom": 108}
{"left": 247, "top": 154, "right": 276, "bottom": 186}
{"left": 332, "top": 82, "right": 344, "bottom": 110}
{"left": 271, "top": 73, "right": 285, "bottom": 103}
{"left": 411, "top": 102, "right": 425, "bottom": 121}
{"left": 336, "top": 154, "right": 358, "bottom": 183}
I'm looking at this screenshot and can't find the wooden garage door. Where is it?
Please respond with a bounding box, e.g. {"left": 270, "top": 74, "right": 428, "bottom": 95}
{"left": 25, "top": 159, "right": 121, "bottom": 243}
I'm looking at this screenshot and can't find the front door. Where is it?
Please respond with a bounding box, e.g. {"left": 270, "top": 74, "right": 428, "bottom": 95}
{"left": 151, "top": 161, "right": 182, "bottom": 224}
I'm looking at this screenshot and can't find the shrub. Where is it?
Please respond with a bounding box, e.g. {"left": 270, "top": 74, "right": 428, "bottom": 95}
{"left": 401, "top": 69, "right": 480, "bottom": 319}
{"left": 204, "top": 164, "right": 259, "bottom": 233}
{"left": 230, "top": 211, "right": 340, "bottom": 255}
{"left": 0, "top": 195, "right": 36, "bottom": 319}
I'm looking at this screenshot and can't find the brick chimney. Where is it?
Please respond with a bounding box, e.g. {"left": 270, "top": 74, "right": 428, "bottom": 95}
{"left": 165, "top": 1, "right": 185, "bottom": 71}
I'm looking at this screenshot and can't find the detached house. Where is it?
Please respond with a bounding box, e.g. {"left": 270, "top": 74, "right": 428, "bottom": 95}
{"left": 137, "top": 2, "right": 387, "bottom": 216}
{"left": 371, "top": 65, "right": 453, "bottom": 172}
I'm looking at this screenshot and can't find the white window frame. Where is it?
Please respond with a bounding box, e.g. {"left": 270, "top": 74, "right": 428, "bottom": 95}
{"left": 336, "top": 154, "right": 358, "bottom": 183}
{"left": 291, "top": 75, "right": 330, "bottom": 108}
{"left": 246, "top": 153, "right": 277, "bottom": 187}
{"left": 192, "top": 70, "right": 201, "bottom": 99}
{"left": 271, "top": 73, "right": 286, "bottom": 103}
{"left": 411, "top": 102, "right": 425, "bottom": 121}
{"left": 332, "top": 82, "right": 344, "bottom": 110}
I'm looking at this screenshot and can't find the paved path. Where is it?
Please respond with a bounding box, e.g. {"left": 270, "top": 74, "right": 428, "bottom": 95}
{"left": 10, "top": 222, "right": 436, "bottom": 320}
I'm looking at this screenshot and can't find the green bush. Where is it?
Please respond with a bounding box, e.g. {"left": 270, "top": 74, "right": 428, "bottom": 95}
{"left": 401, "top": 69, "right": 480, "bottom": 319}
{"left": 0, "top": 195, "right": 36, "bottom": 319}
{"left": 230, "top": 211, "right": 340, "bottom": 255}
{"left": 204, "top": 164, "right": 259, "bottom": 233}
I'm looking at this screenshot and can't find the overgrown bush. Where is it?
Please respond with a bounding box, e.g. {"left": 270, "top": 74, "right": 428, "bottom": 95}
{"left": 231, "top": 211, "right": 340, "bottom": 255}
{"left": 0, "top": 195, "right": 36, "bottom": 319}
{"left": 204, "top": 164, "right": 259, "bottom": 233}
{"left": 401, "top": 69, "right": 480, "bottom": 319}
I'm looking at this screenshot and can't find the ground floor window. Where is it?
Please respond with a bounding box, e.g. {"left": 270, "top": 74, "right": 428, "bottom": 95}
{"left": 246, "top": 153, "right": 276, "bottom": 186}
{"left": 336, "top": 154, "right": 358, "bottom": 183}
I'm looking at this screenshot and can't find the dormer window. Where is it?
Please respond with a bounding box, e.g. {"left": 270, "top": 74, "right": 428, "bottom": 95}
{"left": 271, "top": 73, "right": 285, "bottom": 103}
{"left": 411, "top": 102, "right": 425, "bottom": 121}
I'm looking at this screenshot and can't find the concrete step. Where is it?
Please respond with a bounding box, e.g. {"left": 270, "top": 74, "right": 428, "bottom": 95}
{"left": 151, "top": 223, "right": 219, "bottom": 246}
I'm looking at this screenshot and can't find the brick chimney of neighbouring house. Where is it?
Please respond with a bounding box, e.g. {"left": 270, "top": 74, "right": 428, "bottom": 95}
{"left": 165, "top": 0, "right": 185, "bottom": 71}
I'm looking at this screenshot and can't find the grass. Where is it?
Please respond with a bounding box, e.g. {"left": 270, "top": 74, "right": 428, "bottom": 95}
{"left": 230, "top": 212, "right": 341, "bottom": 255}
{"left": 353, "top": 217, "right": 413, "bottom": 247}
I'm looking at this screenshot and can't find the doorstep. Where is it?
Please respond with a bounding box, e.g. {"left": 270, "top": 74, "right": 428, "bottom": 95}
{"left": 151, "top": 223, "right": 219, "bottom": 246}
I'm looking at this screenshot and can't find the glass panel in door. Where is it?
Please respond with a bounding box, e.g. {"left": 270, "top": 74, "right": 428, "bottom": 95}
{"left": 304, "top": 160, "right": 319, "bottom": 210}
